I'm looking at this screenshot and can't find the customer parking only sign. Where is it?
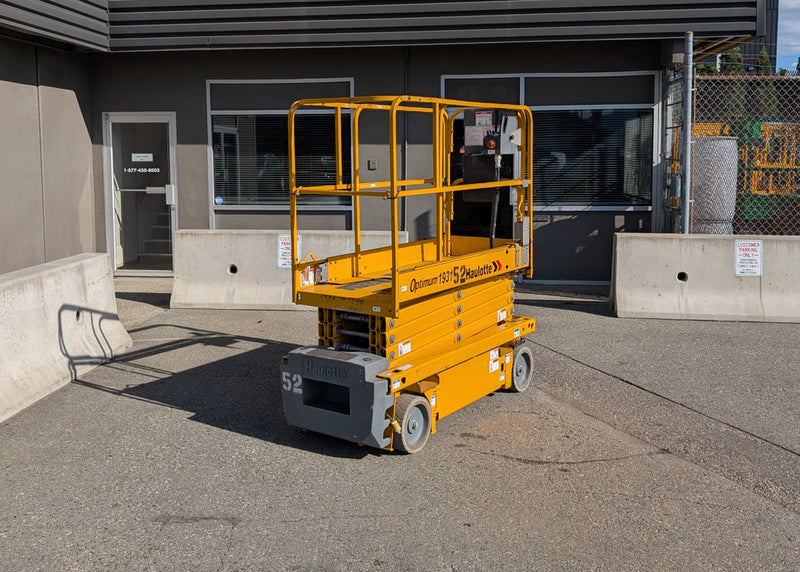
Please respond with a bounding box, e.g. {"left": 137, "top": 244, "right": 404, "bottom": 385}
{"left": 734, "top": 239, "right": 763, "bottom": 277}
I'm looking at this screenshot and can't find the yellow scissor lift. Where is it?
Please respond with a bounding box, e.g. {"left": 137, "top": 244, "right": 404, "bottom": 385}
{"left": 280, "top": 95, "right": 536, "bottom": 453}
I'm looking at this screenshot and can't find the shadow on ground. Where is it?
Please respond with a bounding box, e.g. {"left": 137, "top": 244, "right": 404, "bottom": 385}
{"left": 516, "top": 283, "right": 613, "bottom": 316}
{"left": 114, "top": 290, "right": 172, "bottom": 309}
{"left": 73, "top": 323, "right": 373, "bottom": 459}
{"left": 514, "top": 296, "right": 614, "bottom": 317}
{"left": 519, "top": 282, "right": 610, "bottom": 299}
{"left": 515, "top": 297, "right": 613, "bottom": 317}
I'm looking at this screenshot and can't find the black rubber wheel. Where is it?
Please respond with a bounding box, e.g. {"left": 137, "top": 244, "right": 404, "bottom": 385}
{"left": 511, "top": 343, "right": 534, "bottom": 393}
{"left": 393, "top": 393, "right": 432, "bottom": 454}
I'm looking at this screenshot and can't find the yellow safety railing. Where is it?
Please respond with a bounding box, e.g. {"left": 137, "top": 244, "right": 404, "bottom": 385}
{"left": 288, "top": 95, "right": 534, "bottom": 317}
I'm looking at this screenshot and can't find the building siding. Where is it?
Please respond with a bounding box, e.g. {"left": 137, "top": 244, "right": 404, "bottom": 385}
{"left": 0, "top": 37, "right": 95, "bottom": 274}
{"left": 0, "top": 0, "right": 108, "bottom": 51}
{"left": 740, "top": 0, "right": 778, "bottom": 72}
{"left": 107, "top": 0, "right": 761, "bottom": 51}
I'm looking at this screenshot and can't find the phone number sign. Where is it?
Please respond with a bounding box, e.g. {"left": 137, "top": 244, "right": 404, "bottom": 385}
{"left": 735, "top": 240, "right": 762, "bottom": 277}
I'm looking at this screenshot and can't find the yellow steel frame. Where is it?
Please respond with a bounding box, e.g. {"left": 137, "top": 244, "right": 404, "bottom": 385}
{"left": 287, "top": 96, "right": 536, "bottom": 450}
{"left": 288, "top": 95, "right": 535, "bottom": 318}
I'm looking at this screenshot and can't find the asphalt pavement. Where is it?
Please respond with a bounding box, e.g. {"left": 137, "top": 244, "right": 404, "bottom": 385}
{"left": 0, "top": 278, "right": 798, "bottom": 571}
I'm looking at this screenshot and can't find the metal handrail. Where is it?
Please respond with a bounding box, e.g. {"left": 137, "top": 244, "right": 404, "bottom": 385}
{"left": 288, "top": 95, "right": 534, "bottom": 315}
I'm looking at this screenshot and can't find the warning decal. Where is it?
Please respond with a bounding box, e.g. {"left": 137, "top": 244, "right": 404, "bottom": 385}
{"left": 489, "top": 348, "right": 500, "bottom": 373}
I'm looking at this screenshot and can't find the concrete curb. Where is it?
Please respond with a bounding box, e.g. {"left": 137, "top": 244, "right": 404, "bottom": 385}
{"left": 613, "top": 233, "right": 800, "bottom": 322}
{"left": 171, "top": 229, "right": 407, "bottom": 309}
{"left": 0, "top": 253, "right": 132, "bottom": 422}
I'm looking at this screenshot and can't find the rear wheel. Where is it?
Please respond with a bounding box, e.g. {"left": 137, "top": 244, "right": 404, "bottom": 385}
{"left": 393, "top": 393, "right": 432, "bottom": 454}
{"left": 511, "top": 343, "right": 534, "bottom": 392}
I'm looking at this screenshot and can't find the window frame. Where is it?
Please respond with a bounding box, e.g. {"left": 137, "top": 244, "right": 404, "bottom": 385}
{"left": 441, "top": 71, "right": 660, "bottom": 213}
{"left": 206, "top": 78, "right": 354, "bottom": 229}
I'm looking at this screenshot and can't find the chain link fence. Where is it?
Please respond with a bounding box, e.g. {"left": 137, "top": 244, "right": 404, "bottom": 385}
{"left": 662, "top": 68, "right": 685, "bottom": 233}
{"left": 693, "top": 74, "right": 800, "bottom": 235}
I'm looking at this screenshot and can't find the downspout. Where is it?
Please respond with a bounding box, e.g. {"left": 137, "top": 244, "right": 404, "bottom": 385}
{"left": 682, "top": 31, "right": 694, "bottom": 234}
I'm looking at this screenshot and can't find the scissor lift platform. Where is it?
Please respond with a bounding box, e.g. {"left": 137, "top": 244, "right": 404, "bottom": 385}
{"left": 280, "top": 95, "right": 536, "bottom": 453}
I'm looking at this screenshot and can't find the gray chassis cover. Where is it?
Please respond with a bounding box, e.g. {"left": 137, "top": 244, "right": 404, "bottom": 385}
{"left": 281, "top": 347, "right": 393, "bottom": 449}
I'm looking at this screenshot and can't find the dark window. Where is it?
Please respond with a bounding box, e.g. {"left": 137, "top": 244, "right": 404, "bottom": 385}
{"left": 533, "top": 109, "right": 653, "bottom": 206}
{"left": 211, "top": 114, "right": 351, "bottom": 206}
{"left": 444, "top": 77, "right": 520, "bottom": 104}
{"left": 525, "top": 75, "right": 654, "bottom": 107}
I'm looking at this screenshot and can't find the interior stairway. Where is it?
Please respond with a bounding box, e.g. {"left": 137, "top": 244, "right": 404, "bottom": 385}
{"left": 139, "top": 210, "right": 172, "bottom": 270}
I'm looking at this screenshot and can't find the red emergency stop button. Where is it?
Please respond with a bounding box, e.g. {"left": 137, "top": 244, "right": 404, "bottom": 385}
{"left": 485, "top": 139, "right": 497, "bottom": 150}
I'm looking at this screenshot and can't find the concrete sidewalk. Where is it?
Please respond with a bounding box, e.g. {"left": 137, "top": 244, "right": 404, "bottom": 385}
{"left": 0, "top": 278, "right": 798, "bottom": 570}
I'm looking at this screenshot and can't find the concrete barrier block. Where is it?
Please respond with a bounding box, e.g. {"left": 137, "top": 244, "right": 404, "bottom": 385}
{"left": 613, "top": 233, "right": 800, "bottom": 322}
{"left": 171, "top": 230, "right": 408, "bottom": 309}
{"left": 0, "top": 253, "right": 133, "bottom": 422}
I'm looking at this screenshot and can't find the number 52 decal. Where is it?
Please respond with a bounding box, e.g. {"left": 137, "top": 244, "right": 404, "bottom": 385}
{"left": 281, "top": 371, "right": 303, "bottom": 393}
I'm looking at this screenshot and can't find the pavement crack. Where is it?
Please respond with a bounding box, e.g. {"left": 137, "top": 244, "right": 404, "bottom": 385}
{"left": 218, "top": 518, "right": 239, "bottom": 572}
{"left": 276, "top": 512, "right": 404, "bottom": 526}
{"left": 467, "top": 447, "right": 667, "bottom": 466}
{"left": 153, "top": 514, "right": 242, "bottom": 526}
{"left": 531, "top": 340, "right": 800, "bottom": 459}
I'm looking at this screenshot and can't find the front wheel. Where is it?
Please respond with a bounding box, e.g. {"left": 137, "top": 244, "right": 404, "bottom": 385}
{"left": 393, "top": 393, "right": 432, "bottom": 454}
{"left": 511, "top": 343, "right": 534, "bottom": 393}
